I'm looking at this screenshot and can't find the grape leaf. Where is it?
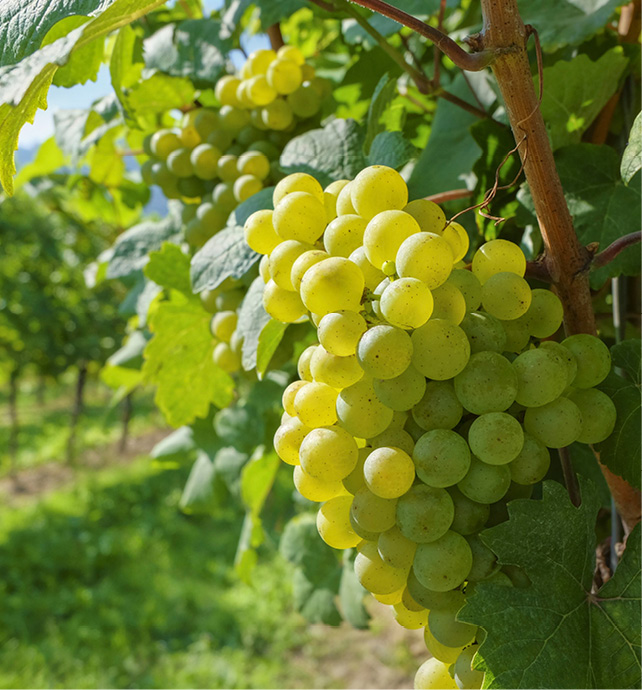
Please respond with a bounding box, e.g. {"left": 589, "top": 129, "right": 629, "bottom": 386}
{"left": 367, "top": 131, "right": 416, "bottom": 170}
{"left": 540, "top": 48, "right": 629, "bottom": 151}
{"left": 256, "top": 319, "right": 288, "bottom": 376}
{"left": 214, "top": 405, "right": 265, "bottom": 453}
{"left": 180, "top": 451, "right": 226, "bottom": 514}
{"left": 339, "top": 554, "right": 370, "bottom": 630}
{"left": 126, "top": 74, "right": 195, "bottom": 115}
{"left": 228, "top": 186, "right": 274, "bottom": 227}
{"left": 110, "top": 24, "right": 143, "bottom": 112}
{"left": 236, "top": 277, "right": 271, "bottom": 371}
{"left": 365, "top": 73, "right": 397, "bottom": 153}
{"left": 107, "top": 329, "right": 148, "bottom": 368}
{"left": 150, "top": 426, "right": 197, "bottom": 460}
{"left": 460, "top": 478, "right": 641, "bottom": 689}
{"left": 611, "top": 339, "right": 641, "bottom": 384}
{"left": 144, "top": 241, "right": 192, "bottom": 295}
{"left": 14, "top": 137, "right": 66, "bottom": 188}
{"left": 241, "top": 449, "right": 280, "bottom": 516}
{"left": 621, "top": 112, "right": 642, "bottom": 185}
{"left": 292, "top": 568, "right": 342, "bottom": 626}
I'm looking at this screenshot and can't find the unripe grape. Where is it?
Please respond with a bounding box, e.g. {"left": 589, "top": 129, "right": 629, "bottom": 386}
{"left": 273, "top": 191, "right": 327, "bottom": 243}
{"left": 460, "top": 311, "right": 507, "bottom": 354}
{"left": 364, "top": 210, "right": 421, "bottom": 270}
{"left": 429, "top": 282, "right": 466, "bottom": 325}
{"left": 263, "top": 279, "right": 307, "bottom": 322}
{"left": 212, "top": 182, "right": 236, "bottom": 212}
{"left": 512, "top": 348, "right": 569, "bottom": 407}
{"left": 519, "top": 288, "right": 564, "bottom": 338}
{"left": 351, "top": 487, "right": 398, "bottom": 534}
{"left": 244, "top": 209, "right": 281, "bottom": 255}
{"left": 412, "top": 381, "right": 463, "bottom": 432}
{"left": 370, "top": 428, "right": 415, "bottom": 456}
{"left": 287, "top": 83, "right": 322, "bottom": 118}
{"left": 351, "top": 165, "right": 408, "bottom": 220}
{"left": 523, "top": 396, "right": 583, "bottom": 448}
{"left": 413, "top": 429, "right": 471, "bottom": 488}
{"left": 567, "top": 388, "right": 616, "bottom": 444}
{"left": 561, "top": 334, "right": 611, "bottom": 388}
{"left": 454, "top": 351, "right": 518, "bottom": 415}
{"left": 300, "top": 257, "right": 365, "bottom": 316}
{"left": 194, "top": 109, "right": 220, "bottom": 139}
{"left": 411, "top": 320, "right": 470, "bottom": 380}
{"left": 457, "top": 457, "right": 511, "bottom": 504}
{"left": 233, "top": 174, "right": 262, "bottom": 202}
{"left": 381, "top": 278, "right": 434, "bottom": 330}
{"left": 403, "top": 199, "right": 446, "bottom": 233}
{"left": 472, "top": 239, "right": 526, "bottom": 283}
{"left": 267, "top": 58, "right": 303, "bottom": 94}
{"left": 364, "top": 446, "right": 415, "bottom": 498}
{"left": 468, "top": 412, "right": 524, "bottom": 465}
{"left": 207, "top": 129, "right": 233, "bottom": 151}
{"left": 509, "top": 433, "right": 550, "bottom": 485}
{"left": 396, "top": 232, "right": 454, "bottom": 288}
{"left": 373, "top": 364, "right": 427, "bottom": 412}
{"left": 413, "top": 530, "right": 473, "bottom": 592}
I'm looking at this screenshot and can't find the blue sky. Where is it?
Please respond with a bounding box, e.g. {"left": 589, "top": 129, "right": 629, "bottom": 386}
{"left": 18, "top": 0, "right": 270, "bottom": 149}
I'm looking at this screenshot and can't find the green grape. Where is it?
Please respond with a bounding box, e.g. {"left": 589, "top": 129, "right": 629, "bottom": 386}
{"left": 539, "top": 341, "right": 577, "bottom": 386}
{"left": 233, "top": 173, "right": 262, "bottom": 202}
{"left": 290, "top": 249, "right": 329, "bottom": 291}
{"left": 293, "top": 381, "right": 338, "bottom": 427}
{"left": 273, "top": 191, "right": 327, "bottom": 243}
{"left": 299, "top": 425, "right": 358, "bottom": 482}
{"left": 413, "top": 429, "right": 471, "bottom": 488}
{"left": 454, "top": 351, "right": 518, "bottom": 415}
{"left": 412, "top": 381, "right": 463, "bottom": 432}
{"left": 428, "top": 606, "right": 477, "bottom": 648}
{"left": 380, "top": 278, "right": 434, "bottom": 330}
{"left": 363, "top": 210, "right": 421, "bottom": 270}
{"left": 181, "top": 202, "right": 199, "bottom": 225}
{"left": 396, "top": 484, "right": 454, "bottom": 543}
{"left": 297, "top": 344, "right": 317, "bottom": 381}
{"left": 411, "top": 320, "right": 471, "bottom": 381}
{"left": 413, "top": 530, "right": 473, "bottom": 591}
{"left": 501, "top": 318, "right": 531, "bottom": 353}
{"left": 246, "top": 48, "right": 277, "bottom": 75}
{"left": 481, "top": 271, "right": 532, "bottom": 320}
{"left": 287, "top": 83, "right": 322, "bottom": 118}
{"left": 512, "top": 348, "right": 569, "bottom": 407}
{"left": 194, "top": 109, "right": 220, "bottom": 139}
{"left": 215, "top": 288, "right": 244, "bottom": 312}
{"left": 246, "top": 74, "right": 277, "bottom": 105}
{"left": 244, "top": 209, "right": 281, "bottom": 255}
{"left": 274, "top": 172, "right": 325, "bottom": 205}
{"left": 217, "top": 155, "right": 240, "bottom": 182}
{"left": 277, "top": 44, "right": 305, "bottom": 64}
{"left": 567, "top": 388, "right": 616, "bottom": 444}
{"left": 323, "top": 179, "right": 350, "bottom": 221}
{"left": 318, "top": 310, "right": 368, "bottom": 357}
{"left": 196, "top": 202, "right": 227, "bottom": 234}
{"left": 351, "top": 165, "right": 408, "bottom": 220}
{"left": 454, "top": 645, "right": 484, "bottom": 690}
{"left": 237, "top": 151, "right": 270, "bottom": 180}
{"left": 460, "top": 312, "right": 507, "bottom": 354}
{"left": 270, "top": 240, "right": 315, "bottom": 290}
{"left": 468, "top": 412, "right": 524, "bottom": 465}
{"left": 465, "top": 533, "right": 498, "bottom": 581}
{"left": 349, "top": 246, "right": 386, "bottom": 291}
{"left": 396, "top": 232, "right": 454, "bottom": 289}
{"left": 142, "top": 133, "right": 154, "bottom": 156}
{"left": 247, "top": 140, "right": 280, "bottom": 161}
{"left": 343, "top": 447, "right": 369, "bottom": 495}
{"left": 266, "top": 58, "right": 303, "bottom": 94}
{"left": 508, "top": 433, "right": 550, "bottom": 485}
{"left": 199, "top": 288, "right": 220, "bottom": 313}
{"left": 403, "top": 199, "right": 446, "bottom": 234}
{"left": 259, "top": 254, "right": 271, "bottom": 283}
{"left": 249, "top": 108, "right": 269, "bottom": 130}
{"left": 370, "top": 428, "right": 415, "bottom": 456}
{"left": 184, "top": 218, "right": 208, "bottom": 246}
{"left": 442, "top": 222, "right": 470, "bottom": 263}
{"left": 215, "top": 75, "right": 242, "bottom": 106}
{"left": 336, "top": 181, "right": 357, "bottom": 215}
{"left": 447, "top": 269, "right": 482, "bottom": 313}
{"left": 150, "top": 129, "right": 182, "bottom": 160}
{"left": 212, "top": 182, "right": 237, "bottom": 212}
{"left": 207, "top": 129, "right": 233, "bottom": 151}
{"left": 293, "top": 465, "right": 345, "bottom": 502}
{"left": 337, "top": 378, "right": 394, "bottom": 439}
{"left": 261, "top": 99, "right": 294, "bottom": 130}
{"left": 179, "top": 123, "right": 201, "bottom": 148}
{"left": 519, "top": 288, "right": 564, "bottom": 338}
{"left": 457, "top": 456, "right": 511, "bottom": 504}
{"left": 448, "top": 487, "right": 490, "bottom": 536}
{"left": 274, "top": 416, "right": 310, "bottom": 465}
{"left": 263, "top": 279, "right": 307, "bottom": 322}
{"left": 357, "top": 325, "right": 413, "bottom": 380}
{"left": 407, "top": 570, "right": 465, "bottom": 611}
{"left": 423, "top": 627, "right": 465, "bottom": 668}
{"left": 310, "top": 345, "right": 364, "bottom": 388}
{"left": 354, "top": 540, "right": 408, "bottom": 595}
{"left": 282, "top": 380, "right": 308, "bottom": 416}
{"left": 430, "top": 282, "right": 466, "bottom": 325}
{"left": 300, "top": 257, "right": 365, "bottom": 316}
{"left": 351, "top": 487, "right": 398, "bottom": 533}
{"left": 561, "top": 334, "right": 611, "bottom": 388}
{"left": 373, "top": 364, "right": 426, "bottom": 412}
{"left": 141, "top": 159, "right": 155, "bottom": 185}
{"left": 401, "top": 586, "right": 425, "bottom": 613}
{"left": 177, "top": 176, "right": 206, "bottom": 199}
{"left": 189, "top": 143, "right": 221, "bottom": 180}
{"left": 219, "top": 105, "right": 250, "bottom": 133}
{"left": 213, "top": 341, "right": 241, "bottom": 372}
{"left": 317, "top": 495, "right": 360, "bottom": 549}
{"left": 364, "top": 446, "right": 416, "bottom": 498}
{"left": 471, "top": 239, "right": 526, "bottom": 284}
{"left": 211, "top": 310, "right": 238, "bottom": 342}
{"left": 323, "top": 214, "right": 367, "bottom": 257}
{"left": 394, "top": 600, "right": 428, "bottom": 629}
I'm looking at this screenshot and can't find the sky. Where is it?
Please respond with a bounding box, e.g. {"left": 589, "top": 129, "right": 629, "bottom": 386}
{"left": 17, "top": 0, "right": 271, "bottom": 150}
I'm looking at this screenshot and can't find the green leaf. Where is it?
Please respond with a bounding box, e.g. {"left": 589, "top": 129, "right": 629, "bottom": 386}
{"left": 150, "top": 426, "right": 196, "bottom": 460}
{"left": 214, "top": 405, "right": 265, "bottom": 453}
{"left": 612, "top": 339, "right": 641, "bottom": 384}
{"left": 190, "top": 226, "right": 260, "bottom": 293}
{"left": 144, "top": 241, "right": 192, "bottom": 295}
{"left": 87, "top": 126, "right": 125, "bottom": 186}
{"left": 179, "top": 451, "right": 225, "bottom": 514}
{"left": 236, "top": 277, "right": 270, "bottom": 371}
{"left": 255, "top": 0, "right": 307, "bottom": 28}
{"left": 214, "top": 446, "right": 249, "bottom": 496}
{"left": 99, "top": 362, "right": 143, "bottom": 394}
{"left": 107, "top": 329, "right": 149, "bottom": 368}
{"left": 110, "top": 24, "right": 143, "bottom": 111}
{"left": 241, "top": 449, "right": 280, "bottom": 516}
{"left": 256, "top": 319, "right": 288, "bottom": 376}
{"left": 142, "top": 293, "right": 235, "bottom": 426}
{"left": 621, "top": 112, "right": 642, "bottom": 184}
{"left": 292, "top": 567, "right": 342, "bottom": 626}
{"left": 234, "top": 512, "right": 263, "bottom": 583}
{"left": 365, "top": 73, "right": 396, "bottom": 153}
{"left": 540, "top": 48, "right": 629, "bottom": 151}
{"left": 367, "top": 130, "right": 416, "bottom": 170}
{"left": 339, "top": 555, "right": 370, "bottom": 630}
{"left": 460, "top": 478, "right": 641, "bottom": 689}
{"left": 280, "top": 119, "right": 367, "bottom": 187}
{"left": 14, "top": 136, "right": 66, "bottom": 188}
{"left": 126, "top": 74, "right": 195, "bottom": 116}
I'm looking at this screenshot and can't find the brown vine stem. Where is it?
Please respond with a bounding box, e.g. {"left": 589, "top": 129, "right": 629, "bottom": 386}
{"left": 558, "top": 447, "right": 581, "bottom": 507}
{"left": 266, "top": 24, "right": 285, "bottom": 51}
{"left": 477, "top": 0, "right": 641, "bottom": 531}
{"left": 592, "top": 231, "right": 642, "bottom": 269}
{"left": 425, "top": 189, "right": 473, "bottom": 203}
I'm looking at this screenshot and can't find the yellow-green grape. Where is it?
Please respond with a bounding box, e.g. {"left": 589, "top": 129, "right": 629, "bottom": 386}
{"left": 447, "top": 269, "right": 482, "bottom": 313}
{"left": 246, "top": 48, "right": 277, "bottom": 75}
{"left": 318, "top": 310, "right": 367, "bottom": 357}
{"left": 413, "top": 531, "right": 473, "bottom": 592}
{"left": 299, "top": 425, "right": 358, "bottom": 481}
{"left": 354, "top": 540, "right": 408, "bottom": 595}
{"left": 177, "top": 176, "right": 207, "bottom": 199}
{"left": 378, "top": 526, "right": 417, "bottom": 570}
{"left": 428, "top": 607, "right": 477, "bottom": 648}
{"left": 151, "top": 129, "right": 182, "bottom": 160}
{"left": 512, "top": 348, "right": 569, "bottom": 407}
{"left": 351, "top": 165, "right": 409, "bottom": 220}
{"left": 449, "top": 486, "right": 490, "bottom": 536}
{"left": 336, "top": 181, "right": 357, "bottom": 215}
{"left": 481, "top": 272, "right": 532, "bottom": 320}
{"left": 363, "top": 446, "right": 415, "bottom": 499}
{"left": 337, "top": 378, "right": 394, "bottom": 439}
{"left": 372, "top": 588, "right": 404, "bottom": 605}
{"left": 381, "top": 278, "right": 434, "bottom": 330}
{"left": 373, "top": 364, "right": 426, "bottom": 412}
{"left": 261, "top": 99, "right": 294, "bottom": 130}
{"left": 297, "top": 344, "right": 317, "bottom": 381}
{"left": 274, "top": 172, "right": 325, "bottom": 205}
{"left": 294, "top": 381, "right": 338, "bottom": 427}
{"left": 468, "top": 412, "right": 524, "bottom": 465}
{"left": 213, "top": 342, "right": 241, "bottom": 373}
{"left": 317, "top": 495, "right": 361, "bottom": 549}
{"left": 357, "top": 325, "right": 413, "bottom": 380}
{"left": 217, "top": 154, "right": 240, "bottom": 182}
{"left": 237, "top": 151, "right": 270, "bottom": 181}
{"left": 310, "top": 346, "right": 364, "bottom": 388}
{"left": 363, "top": 210, "right": 421, "bottom": 270}
{"left": 442, "top": 221, "right": 469, "bottom": 262}
{"left": 460, "top": 312, "right": 507, "bottom": 354}
{"left": 274, "top": 417, "right": 310, "bottom": 465}
{"left": 167, "top": 148, "right": 194, "bottom": 178}
{"left": 411, "top": 380, "right": 463, "bottom": 432}
{"left": 411, "top": 320, "right": 470, "bottom": 380}
{"left": 277, "top": 44, "right": 305, "bottom": 65}
{"left": 523, "top": 396, "right": 583, "bottom": 448}
{"left": 422, "top": 627, "right": 464, "bottom": 667}
{"left": 196, "top": 202, "right": 227, "bottom": 235}
{"left": 290, "top": 249, "right": 329, "bottom": 291}
{"left": 190, "top": 143, "right": 221, "bottom": 180}
{"left": 293, "top": 465, "right": 346, "bottom": 502}
{"left": 453, "top": 351, "right": 518, "bottom": 415}
{"left": 539, "top": 341, "right": 578, "bottom": 387}
{"left": 263, "top": 279, "right": 307, "bottom": 323}
{"left": 370, "top": 428, "right": 415, "bottom": 456}
{"left": 567, "top": 388, "right": 616, "bottom": 444}
{"left": 246, "top": 74, "right": 277, "bottom": 105}
{"left": 211, "top": 310, "right": 238, "bottom": 342}
{"left": 502, "top": 319, "right": 531, "bottom": 353}
{"left": 215, "top": 75, "right": 242, "bottom": 106}
{"left": 394, "top": 601, "right": 428, "bottom": 629}
{"left": 343, "top": 446, "right": 369, "bottom": 495}
{"left": 233, "top": 174, "right": 262, "bottom": 202}
{"left": 215, "top": 287, "right": 244, "bottom": 312}
{"left": 194, "top": 109, "right": 221, "bottom": 139}
{"left": 323, "top": 179, "right": 350, "bottom": 221}
{"left": 213, "top": 181, "right": 236, "bottom": 211}
{"left": 287, "top": 83, "right": 322, "bottom": 118}
{"left": 180, "top": 123, "right": 201, "bottom": 149}
{"left": 349, "top": 246, "right": 386, "bottom": 291}
{"left": 259, "top": 254, "right": 271, "bottom": 283}
{"left": 430, "top": 282, "right": 466, "bottom": 325}
{"left": 397, "top": 484, "right": 454, "bottom": 544}
{"left": 457, "top": 456, "right": 511, "bottom": 504}
{"left": 561, "top": 334, "right": 611, "bottom": 389}
{"left": 244, "top": 209, "right": 281, "bottom": 255}
{"left": 219, "top": 105, "right": 250, "bottom": 133}
{"left": 413, "top": 429, "right": 471, "bottom": 488}
{"left": 300, "top": 257, "right": 365, "bottom": 316}
{"left": 454, "top": 645, "right": 484, "bottom": 690}
{"left": 282, "top": 380, "right": 308, "bottom": 417}
{"left": 471, "top": 239, "right": 526, "bottom": 284}
{"left": 267, "top": 58, "right": 303, "bottom": 94}
{"left": 519, "top": 288, "right": 564, "bottom": 338}
{"left": 324, "top": 214, "right": 367, "bottom": 257}
{"left": 403, "top": 198, "right": 446, "bottom": 234}
{"left": 273, "top": 191, "right": 327, "bottom": 243}
{"left": 396, "top": 232, "right": 454, "bottom": 289}
{"left": 509, "top": 433, "right": 550, "bottom": 485}
{"left": 351, "top": 487, "right": 398, "bottom": 534}
{"left": 207, "top": 126, "right": 233, "bottom": 151}
{"left": 269, "top": 239, "right": 314, "bottom": 290}
{"left": 141, "top": 159, "right": 155, "bottom": 186}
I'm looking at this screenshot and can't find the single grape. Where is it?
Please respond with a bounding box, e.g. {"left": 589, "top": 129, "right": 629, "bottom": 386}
{"left": 215, "top": 75, "right": 242, "bottom": 106}
{"left": 267, "top": 58, "right": 303, "bottom": 94}
{"left": 246, "top": 48, "right": 277, "bottom": 75}
{"left": 190, "top": 143, "right": 221, "bottom": 180}
{"left": 396, "top": 232, "right": 454, "bottom": 288}
{"left": 309, "top": 345, "right": 364, "bottom": 388}
{"left": 351, "top": 487, "right": 398, "bottom": 534}
{"left": 282, "top": 380, "right": 308, "bottom": 417}
{"left": 300, "top": 257, "right": 365, "bottom": 315}
{"left": 211, "top": 310, "right": 237, "bottom": 342}
{"left": 411, "top": 320, "right": 471, "bottom": 381}
{"left": 403, "top": 199, "right": 446, "bottom": 233}
{"left": 567, "top": 388, "right": 616, "bottom": 444}
{"left": 468, "top": 412, "right": 524, "bottom": 465}
{"left": 428, "top": 606, "right": 477, "bottom": 648}
{"left": 293, "top": 465, "right": 346, "bottom": 502}
{"left": 561, "top": 334, "right": 611, "bottom": 388}
{"left": 351, "top": 165, "right": 408, "bottom": 220}
{"left": 233, "top": 174, "right": 262, "bottom": 202}
{"left": 217, "top": 154, "right": 240, "bottom": 182}
{"left": 413, "top": 429, "right": 471, "bottom": 488}
{"left": 336, "top": 181, "right": 357, "bottom": 215}
{"left": 354, "top": 540, "right": 408, "bottom": 595}
{"left": 273, "top": 191, "right": 327, "bottom": 243}
{"left": 343, "top": 447, "right": 369, "bottom": 495}
{"left": 274, "top": 417, "right": 310, "bottom": 465}
{"left": 357, "top": 325, "right": 414, "bottom": 380}
{"left": 194, "top": 109, "right": 221, "bottom": 139}
{"left": 237, "top": 151, "right": 271, "bottom": 180}
{"left": 519, "top": 288, "right": 564, "bottom": 337}
{"left": 207, "top": 129, "right": 233, "bottom": 151}
{"left": 396, "top": 484, "right": 454, "bottom": 543}
{"left": 381, "top": 278, "right": 434, "bottom": 330}
{"left": 213, "top": 341, "right": 241, "bottom": 372}
{"left": 454, "top": 645, "right": 484, "bottom": 690}
{"left": 324, "top": 214, "right": 367, "bottom": 257}
{"left": 413, "top": 530, "right": 473, "bottom": 591}
{"left": 460, "top": 311, "right": 507, "bottom": 354}
{"left": 465, "top": 533, "right": 498, "bottom": 581}
{"left": 323, "top": 179, "right": 350, "bottom": 221}
{"left": 471, "top": 239, "right": 526, "bottom": 283}
{"left": 297, "top": 344, "right": 317, "bottom": 381}
{"left": 277, "top": 44, "right": 305, "bottom": 64}
{"left": 539, "top": 341, "right": 578, "bottom": 386}
{"left": 430, "top": 282, "right": 466, "bottom": 325}
{"left": 442, "top": 221, "right": 470, "bottom": 263}
{"left": 447, "top": 269, "right": 482, "bottom": 313}
{"left": 270, "top": 239, "right": 314, "bottom": 291}
{"left": 457, "top": 457, "right": 511, "bottom": 504}
{"left": 508, "top": 433, "right": 550, "bottom": 484}
{"left": 300, "top": 425, "right": 358, "bottom": 482}
{"left": 212, "top": 181, "right": 236, "bottom": 212}
{"left": 150, "top": 129, "right": 181, "bottom": 160}
{"left": 318, "top": 495, "right": 361, "bottom": 549}
{"left": 412, "top": 381, "right": 463, "bottom": 432}
{"left": 512, "top": 348, "right": 569, "bottom": 407}
{"left": 501, "top": 318, "right": 531, "bottom": 353}
{"left": 273, "top": 172, "right": 324, "bottom": 205}
{"left": 246, "top": 74, "right": 277, "bottom": 105}
{"left": 318, "top": 310, "right": 368, "bottom": 357}
{"left": 407, "top": 569, "right": 465, "bottom": 612}
{"left": 422, "top": 628, "right": 464, "bottom": 669}
{"left": 449, "top": 487, "right": 490, "bottom": 536}
{"left": 370, "top": 428, "right": 415, "bottom": 456}
{"left": 349, "top": 246, "right": 386, "bottom": 291}
{"left": 290, "top": 249, "right": 329, "bottom": 291}
{"left": 394, "top": 600, "right": 428, "bottom": 630}
{"left": 287, "top": 83, "right": 322, "bottom": 118}
{"left": 363, "top": 210, "right": 421, "bottom": 270}
{"left": 373, "top": 364, "right": 427, "bottom": 412}
{"left": 244, "top": 209, "right": 281, "bottom": 255}
{"left": 261, "top": 99, "right": 294, "bottom": 130}
{"left": 454, "top": 351, "right": 518, "bottom": 415}
{"left": 263, "top": 279, "right": 307, "bottom": 322}
{"left": 364, "top": 446, "right": 416, "bottom": 499}
{"left": 166, "top": 148, "right": 194, "bottom": 178}
{"left": 196, "top": 202, "right": 227, "bottom": 234}
{"left": 337, "top": 378, "right": 394, "bottom": 439}
{"left": 294, "top": 381, "right": 338, "bottom": 427}
{"left": 481, "top": 271, "right": 532, "bottom": 320}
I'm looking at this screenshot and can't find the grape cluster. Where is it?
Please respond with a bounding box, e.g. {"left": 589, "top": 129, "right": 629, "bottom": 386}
{"left": 244, "top": 165, "right": 616, "bottom": 690}
{"left": 140, "top": 45, "right": 329, "bottom": 247}
{"left": 200, "top": 279, "right": 246, "bottom": 374}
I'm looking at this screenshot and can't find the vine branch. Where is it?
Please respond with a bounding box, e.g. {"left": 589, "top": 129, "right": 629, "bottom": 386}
{"left": 592, "top": 231, "right": 642, "bottom": 268}
{"left": 558, "top": 447, "right": 581, "bottom": 507}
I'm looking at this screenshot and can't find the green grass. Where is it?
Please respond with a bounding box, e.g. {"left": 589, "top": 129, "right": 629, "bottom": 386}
{"left": 0, "top": 458, "right": 320, "bottom": 689}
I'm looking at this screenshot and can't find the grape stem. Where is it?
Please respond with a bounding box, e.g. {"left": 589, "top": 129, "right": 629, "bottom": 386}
{"left": 558, "top": 447, "right": 581, "bottom": 507}
{"left": 266, "top": 24, "right": 285, "bottom": 50}
{"left": 591, "top": 231, "right": 642, "bottom": 269}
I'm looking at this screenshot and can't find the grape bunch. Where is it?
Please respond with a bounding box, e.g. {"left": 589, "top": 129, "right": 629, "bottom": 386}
{"left": 244, "top": 165, "right": 616, "bottom": 689}
{"left": 140, "top": 45, "right": 330, "bottom": 247}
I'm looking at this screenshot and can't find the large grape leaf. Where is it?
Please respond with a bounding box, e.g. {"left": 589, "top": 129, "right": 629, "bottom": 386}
{"left": 621, "top": 112, "right": 642, "bottom": 184}
{"left": 236, "top": 277, "right": 271, "bottom": 371}
{"left": 14, "top": 137, "right": 66, "bottom": 188}
{"left": 460, "top": 478, "right": 641, "bottom": 689}
{"left": 143, "top": 241, "right": 192, "bottom": 295}
{"left": 0, "top": 0, "right": 165, "bottom": 195}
